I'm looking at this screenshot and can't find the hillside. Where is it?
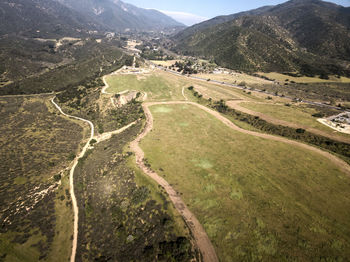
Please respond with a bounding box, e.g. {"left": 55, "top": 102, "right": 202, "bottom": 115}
{"left": 173, "top": 0, "right": 350, "bottom": 76}
{"left": 56, "top": 0, "right": 184, "bottom": 32}
{"left": 0, "top": 0, "right": 105, "bottom": 38}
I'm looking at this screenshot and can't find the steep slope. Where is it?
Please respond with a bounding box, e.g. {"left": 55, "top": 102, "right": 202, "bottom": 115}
{"left": 0, "top": 0, "right": 105, "bottom": 38}
{"left": 174, "top": 0, "right": 350, "bottom": 75}
{"left": 56, "top": 0, "right": 184, "bottom": 32}
{"left": 175, "top": 5, "right": 273, "bottom": 42}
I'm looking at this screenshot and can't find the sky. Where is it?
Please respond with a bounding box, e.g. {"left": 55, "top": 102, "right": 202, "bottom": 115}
{"left": 124, "top": 0, "right": 350, "bottom": 25}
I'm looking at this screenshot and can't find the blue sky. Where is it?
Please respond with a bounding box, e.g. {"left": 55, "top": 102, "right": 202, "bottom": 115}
{"left": 124, "top": 0, "right": 350, "bottom": 25}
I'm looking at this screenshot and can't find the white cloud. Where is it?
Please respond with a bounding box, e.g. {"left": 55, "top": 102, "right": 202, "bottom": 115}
{"left": 159, "top": 10, "right": 208, "bottom": 26}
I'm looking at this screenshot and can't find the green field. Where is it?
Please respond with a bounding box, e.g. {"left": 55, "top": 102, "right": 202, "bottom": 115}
{"left": 239, "top": 102, "right": 350, "bottom": 140}
{"left": 105, "top": 72, "right": 185, "bottom": 101}
{"left": 141, "top": 103, "right": 350, "bottom": 261}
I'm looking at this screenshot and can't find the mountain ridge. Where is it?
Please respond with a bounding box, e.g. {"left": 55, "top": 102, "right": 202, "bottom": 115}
{"left": 173, "top": 0, "right": 350, "bottom": 76}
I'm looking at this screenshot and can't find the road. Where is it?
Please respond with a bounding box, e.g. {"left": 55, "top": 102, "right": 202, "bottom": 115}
{"left": 130, "top": 102, "right": 219, "bottom": 262}
{"left": 51, "top": 97, "right": 94, "bottom": 262}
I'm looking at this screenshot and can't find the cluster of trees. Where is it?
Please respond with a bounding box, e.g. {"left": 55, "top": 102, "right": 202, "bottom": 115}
{"left": 174, "top": 61, "right": 197, "bottom": 74}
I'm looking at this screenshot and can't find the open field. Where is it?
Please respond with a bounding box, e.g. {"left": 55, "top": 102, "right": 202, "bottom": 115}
{"left": 0, "top": 96, "right": 86, "bottom": 261}
{"left": 150, "top": 60, "right": 181, "bottom": 67}
{"left": 235, "top": 102, "right": 350, "bottom": 142}
{"left": 177, "top": 73, "right": 350, "bottom": 142}
{"left": 141, "top": 103, "right": 350, "bottom": 261}
{"left": 105, "top": 71, "right": 185, "bottom": 101}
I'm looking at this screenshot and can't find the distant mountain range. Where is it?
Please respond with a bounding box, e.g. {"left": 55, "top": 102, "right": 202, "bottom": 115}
{"left": 173, "top": 0, "right": 350, "bottom": 76}
{"left": 0, "top": 0, "right": 184, "bottom": 38}
{"left": 56, "top": 0, "right": 184, "bottom": 32}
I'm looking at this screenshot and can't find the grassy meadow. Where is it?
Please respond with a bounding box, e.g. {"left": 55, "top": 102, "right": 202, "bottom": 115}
{"left": 140, "top": 103, "right": 350, "bottom": 261}
{"left": 105, "top": 71, "right": 185, "bottom": 101}
{"left": 239, "top": 102, "right": 350, "bottom": 139}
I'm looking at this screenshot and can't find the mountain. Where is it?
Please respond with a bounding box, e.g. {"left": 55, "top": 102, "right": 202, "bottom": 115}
{"left": 175, "top": 5, "right": 274, "bottom": 41}
{"left": 0, "top": 0, "right": 184, "bottom": 38}
{"left": 173, "top": 0, "right": 350, "bottom": 76}
{"left": 0, "top": 0, "right": 106, "bottom": 38}
{"left": 56, "top": 0, "right": 184, "bottom": 32}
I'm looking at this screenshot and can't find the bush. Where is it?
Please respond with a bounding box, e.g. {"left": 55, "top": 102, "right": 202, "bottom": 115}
{"left": 296, "top": 128, "right": 306, "bottom": 134}
{"left": 54, "top": 174, "right": 61, "bottom": 182}
{"left": 312, "top": 113, "right": 325, "bottom": 118}
{"left": 68, "top": 152, "right": 76, "bottom": 161}
{"left": 238, "top": 81, "right": 246, "bottom": 87}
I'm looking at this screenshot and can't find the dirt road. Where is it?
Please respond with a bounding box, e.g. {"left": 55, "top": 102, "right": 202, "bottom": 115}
{"left": 227, "top": 100, "right": 350, "bottom": 144}
{"left": 51, "top": 97, "right": 94, "bottom": 262}
{"left": 130, "top": 103, "right": 219, "bottom": 262}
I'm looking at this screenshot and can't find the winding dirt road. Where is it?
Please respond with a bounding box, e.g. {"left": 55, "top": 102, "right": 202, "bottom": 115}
{"left": 51, "top": 97, "right": 94, "bottom": 262}
{"left": 130, "top": 99, "right": 350, "bottom": 262}
{"left": 129, "top": 74, "right": 349, "bottom": 262}
{"left": 130, "top": 104, "right": 219, "bottom": 262}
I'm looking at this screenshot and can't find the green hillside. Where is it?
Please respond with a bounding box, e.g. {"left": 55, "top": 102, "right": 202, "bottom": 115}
{"left": 173, "top": 0, "right": 350, "bottom": 76}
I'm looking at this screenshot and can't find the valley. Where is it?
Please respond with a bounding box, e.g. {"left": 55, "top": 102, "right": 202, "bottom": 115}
{"left": 1, "top": 0, "right": 350, "bottom": 261}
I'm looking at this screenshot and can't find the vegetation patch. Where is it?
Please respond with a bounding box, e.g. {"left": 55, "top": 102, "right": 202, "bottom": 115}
{"left": 74, "top": 121, "right": 195, "bottom": 261}
{"left": 0, "top": 96, "right": 84, "bottom": 261}
{"left": 105, "top": 72, "right": 185, "bottom": 101}
{"left": 141, "top": 103, "right": 350, "bottom": 261}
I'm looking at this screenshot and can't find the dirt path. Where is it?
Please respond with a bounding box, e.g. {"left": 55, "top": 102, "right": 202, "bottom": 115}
{"left": 94, "top": 121, "right": 137, "bottom": 144}
{"left": 51, "top": 97, "right": 94, "bottom": 262}
{"left": 227, "top": 100, "right": 350, "bottom": 144}
{"left": 130, "top": 104, "right": 219, "bottom": 262}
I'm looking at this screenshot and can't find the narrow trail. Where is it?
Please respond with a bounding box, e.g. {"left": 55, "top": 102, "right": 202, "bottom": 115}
{"left": 130, "top": 104, "right": 219, "bottom": 262}
{"left": 227, "top": 100, "right": 350, "bottom": 144}
{"left": 51, "top": 97, "right": 94, "bottom": 262}
{"left": 94, "top": 121, "right": 137, "bottom": 144}
{"left": 51, "top": 95, "right": 137, "bottom": 261}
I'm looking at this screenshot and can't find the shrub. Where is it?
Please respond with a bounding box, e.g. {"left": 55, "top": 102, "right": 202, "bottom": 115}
{"left": 67, "top": 152, "right": 76, "bottom": 161}
{"left": 296, "top": 128, "right": 306, "bottom": 134}
{"left": 54, "top": 174, "right": 61, "bottom": 182}
{"left": 238, "top": 81, "right": 246, "bottom": 87}
{"left": 312, "top": 113, "right": 325, "bottom": 118}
